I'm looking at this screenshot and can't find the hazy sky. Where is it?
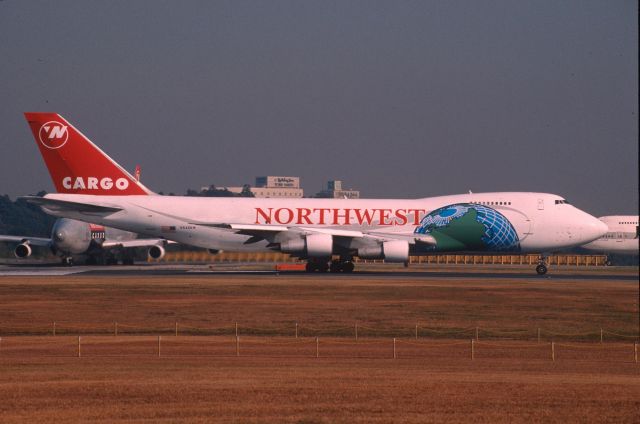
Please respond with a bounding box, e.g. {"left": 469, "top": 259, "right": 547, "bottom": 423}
{"left": 0, "top": 1, "right": 637, "bottom": 216}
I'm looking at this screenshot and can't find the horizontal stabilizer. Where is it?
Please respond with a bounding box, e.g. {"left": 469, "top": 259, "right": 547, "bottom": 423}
{"left": 20, "top": 196, "right": 122, "bottom": 214}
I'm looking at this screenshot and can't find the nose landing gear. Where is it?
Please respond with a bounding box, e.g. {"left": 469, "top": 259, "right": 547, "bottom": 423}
{"left": 536, "top": 255, "right": 548, "bottom": 275}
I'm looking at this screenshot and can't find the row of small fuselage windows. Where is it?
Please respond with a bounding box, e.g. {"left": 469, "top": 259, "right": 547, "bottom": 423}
{"left": 603, "top": 232, "right": 637, "bottom": 238}
{"left": 472, "top": 201, "right": 512, "bottom": 206}
{"left": 618, "top": 222, "right": 638, "bottom": 225}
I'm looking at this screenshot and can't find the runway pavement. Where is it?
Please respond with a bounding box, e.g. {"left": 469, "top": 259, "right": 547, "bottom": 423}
{"left": 0, "top": 263, "right": 637, "bottom": 282}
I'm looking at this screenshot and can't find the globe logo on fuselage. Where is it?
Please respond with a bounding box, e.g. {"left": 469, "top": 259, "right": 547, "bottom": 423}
{"left": 38, "top": 121, "right": 69, "bottom": 149}
{"left": 415, "top": 203, "right": 520, "bottom": 252}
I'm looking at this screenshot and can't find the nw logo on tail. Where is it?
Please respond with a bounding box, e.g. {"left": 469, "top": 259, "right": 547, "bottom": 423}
{"left": 38, "top": 121, "right": 68, "bottom": 149}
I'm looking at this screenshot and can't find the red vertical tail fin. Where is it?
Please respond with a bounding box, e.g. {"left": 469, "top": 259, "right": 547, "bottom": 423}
{"left": 24, "top": 113, "right": 153, "bottom": 195}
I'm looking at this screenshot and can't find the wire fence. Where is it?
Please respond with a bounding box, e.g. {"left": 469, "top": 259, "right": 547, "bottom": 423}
{"left": 0, "top": 335, "right": 636, "bottom": 363}
{"left": 0, "top": 322, "right": 637, "bottom": 343}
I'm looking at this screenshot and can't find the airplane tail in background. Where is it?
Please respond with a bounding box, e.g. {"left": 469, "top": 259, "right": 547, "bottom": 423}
{"left": 24, "top": 113, "right": 153, "bottom": 195}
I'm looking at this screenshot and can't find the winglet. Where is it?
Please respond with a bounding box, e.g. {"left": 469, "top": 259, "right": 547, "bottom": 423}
{"left": 24, "top": 112, "right": 153, "bottom": 195}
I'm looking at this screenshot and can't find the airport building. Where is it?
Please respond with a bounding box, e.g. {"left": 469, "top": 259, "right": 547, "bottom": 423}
{"left": 225, "top": 176, "right": 304, "bottom": 198}
{"left": 314, "top": 180, "right": 360, "bottom": 199}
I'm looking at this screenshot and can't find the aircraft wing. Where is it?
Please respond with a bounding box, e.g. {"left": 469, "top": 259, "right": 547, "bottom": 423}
{"left": 364, "top": 231, "right": 437, "bottom": 245}
{"left": 194, "top": 222, "right": 436, "bottom": 245}
{"left": 0, "top": 235, "right": 52, "bottom": 247}
{"left": 20, "top": 196, "right": 122, "bottom": 214}
{"left": 102, "top": 239, "right": 176, "bottom": 249}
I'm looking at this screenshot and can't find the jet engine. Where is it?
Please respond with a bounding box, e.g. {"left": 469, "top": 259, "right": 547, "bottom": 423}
{"left": 358, "top": 240, "right": 409, "bottom": 263}
{"left": 14, "top": 243, "right": 32, "bottom": 258}
{"left": 280, "top": 233, "right": 333, "bottom": 257}
{"left": 148, "top": 245, "right": 166, "bottom": 260}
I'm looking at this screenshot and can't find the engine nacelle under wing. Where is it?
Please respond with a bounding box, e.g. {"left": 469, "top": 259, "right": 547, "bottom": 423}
{"left": 358, "top": 240, "right": 409, "bottom": 263}
{"left": 305, "top": 233, "right": 333, "bottom": 257}
{"left": 14, "top": 243, "right": 32, "bottom": 258}
{"left": 148, "top": 245, "right": 166, "bottom": 260}
{"left": 280, "top": 233, "right": 333, "bottom": 258}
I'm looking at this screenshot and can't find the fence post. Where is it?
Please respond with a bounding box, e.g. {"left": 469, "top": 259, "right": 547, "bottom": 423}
{"left": 471, "top": 339, "right": 475, "bottom": 360}
{"left": 53, "top": 321, "right": 56, "bottom": 336}
{"left": 158, "top": 336, "right": 161, "bottom": 357}
{"left": 600, "top": 328, "right": 603, "bottom": 343}
{"left": 537, "top": 328, "right": 540, "bottom": 343}
{"left": 551, "top": 342, "right": 555, "bottom": 362}
{"left": 175, "top": 322, "right": 178, "bottom": 337}
{"left": 393, "top": 338, "right": 397, "bottom": 359}
{"left": 235, "top": 322, "right": 238, "bottom": 338}
{"left": 236, "top": 336, "right": 240, "bottom": 357}
{"left": 295, "top": 322, "right": 298, "bottom": 338}
{"left": 355, "top": 323, "right": 358, "bottom": 341}
{"left": 316, "top": 337, "right": 319, "bottom": 358}
{"left": 77, "top": 336, "right": 81, "bottom": 358}
{"left": 415, "top": 324, "right": 418, "bottom": 339}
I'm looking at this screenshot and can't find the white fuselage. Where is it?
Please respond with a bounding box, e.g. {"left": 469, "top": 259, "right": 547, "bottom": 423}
{"left": 40, "top": 191, "right": 606, "bottom": 255}
{"left": 582, "top": 216, "right": 639, "bottom": 255}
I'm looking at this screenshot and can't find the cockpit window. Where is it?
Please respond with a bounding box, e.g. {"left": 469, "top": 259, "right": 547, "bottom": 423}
{"left": 555, "top": 199, "right": 570, "bottom": 205}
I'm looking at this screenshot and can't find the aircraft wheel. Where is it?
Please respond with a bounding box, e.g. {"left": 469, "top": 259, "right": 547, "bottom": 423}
{"left": 535, "top": 264, "right": 548, "bottom": 275}
{"left": 605, "top": 259, "right": 612, "bottom": 266}
{"left": 329, "top": 260, "right": 342, "bottom": 273}
{"left": 307, "top": 259, "right": 330, "bottom": 273}
{"left": 318, "top": 262, "right": 329, "bottom": 273}
{"left": 62, "top": 257, "right": 74, "bottom": 267}
{"left": 342, "top": 261, "right": 355, "bottom": 273}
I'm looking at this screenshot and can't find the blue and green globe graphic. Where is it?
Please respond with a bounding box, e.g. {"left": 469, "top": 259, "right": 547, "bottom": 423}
{"left": 415, "top": 204, "right": 520, "bottom": 252}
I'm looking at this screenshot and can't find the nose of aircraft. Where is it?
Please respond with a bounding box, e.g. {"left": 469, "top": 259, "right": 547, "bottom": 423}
{"left": 582, "top": 216, "right": 608, "bottom": 244}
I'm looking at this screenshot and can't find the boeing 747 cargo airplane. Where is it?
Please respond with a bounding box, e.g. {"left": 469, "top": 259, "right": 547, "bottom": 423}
{"left": 20, "top": 113, "right": 607, "bottom": 274}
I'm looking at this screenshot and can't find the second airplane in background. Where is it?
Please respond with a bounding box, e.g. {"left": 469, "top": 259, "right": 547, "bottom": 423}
{"left": 581, "top": 216, "right": 639, "bottom": 258}
{"left": 0, "top": 218, "right": 170, "bottom": 265}
{"left": 21, "top": 113, "right": 608, "bottom": 274}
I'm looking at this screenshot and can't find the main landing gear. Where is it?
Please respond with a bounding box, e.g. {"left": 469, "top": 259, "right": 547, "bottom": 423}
{"left": 305, "top": 258, "right": 355, "bottom": 273}
{"left": 536, "top": 255, "right": 548, "bottom": 275}
{"left": 305, "top": 259, "right": 329, "bottom": 273}
{"left": 329, "top": 259, "right": 355, "bottom": 273}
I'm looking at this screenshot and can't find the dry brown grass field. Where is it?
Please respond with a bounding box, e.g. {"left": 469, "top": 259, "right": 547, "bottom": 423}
{"left": 0, "top": 269, "right": 638, "bottom": 422}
